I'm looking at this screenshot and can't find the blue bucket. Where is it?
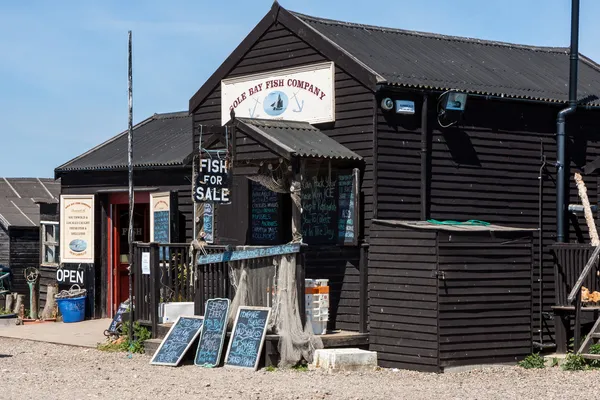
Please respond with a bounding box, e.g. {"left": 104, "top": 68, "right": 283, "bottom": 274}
{"left": 56, "top": 295, "right": 86, "bottom": 323}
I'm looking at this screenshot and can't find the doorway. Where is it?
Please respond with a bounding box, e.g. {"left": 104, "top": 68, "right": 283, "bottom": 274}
{"left": 112, "top": 203, "right": 150, "bottom": 308}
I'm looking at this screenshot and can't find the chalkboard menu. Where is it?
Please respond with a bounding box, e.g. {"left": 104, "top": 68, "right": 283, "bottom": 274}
{"left": 203, "top": 203, "right": 214, "bottom": 243}
{"left": 153, "top": 210, "right": 169, "bottom": 243}
{"left": 337, "top": 169, "right": 359, "bottom": 246}
{"left": 150, "top": 316, "right": 203, "bottom": 366}
{"left": 153, "top": 210, "right": 169, "bottom": 259}
{"left": 195, "top": 298, "right": 230, "bottom": 367}
{"left": 250, "top": 182, "right": 280, "bottom": 244}
{"left": 106, "top": 302, "right": 128, "bottom": 334}
{"left": 225, "top": 306, "right": 271, "bottom": 370}
{"left": 301, "top": 175, "right": 338, "bottom": 244}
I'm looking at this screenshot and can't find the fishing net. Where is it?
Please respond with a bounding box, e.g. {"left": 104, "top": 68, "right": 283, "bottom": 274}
{"left": 227, "top": 252, "right": 323, "bottom": 368}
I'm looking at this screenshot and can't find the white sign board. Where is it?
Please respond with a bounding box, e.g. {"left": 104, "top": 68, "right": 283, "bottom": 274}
{"left": 221, "top": 62, "right": 335, "bottom": 125}
{"left": 60, "top": 195, "right": 95, "bottom": 263}
{"left": 141, "top": 252, "right": 150, "bottom": 275}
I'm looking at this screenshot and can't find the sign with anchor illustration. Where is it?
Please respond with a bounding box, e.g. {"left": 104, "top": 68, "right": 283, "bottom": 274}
{"left": 221, "top": 61, "right": 335, "bottom": 125}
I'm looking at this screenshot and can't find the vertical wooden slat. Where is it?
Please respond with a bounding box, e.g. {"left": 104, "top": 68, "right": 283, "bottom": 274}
{"left": 359, "top": 244, "right": 368, "bottom": 334}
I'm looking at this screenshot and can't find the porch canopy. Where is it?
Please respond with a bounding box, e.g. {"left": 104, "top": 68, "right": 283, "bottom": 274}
{"left": 234, "top": 118, "right": 361, "bottom": 162}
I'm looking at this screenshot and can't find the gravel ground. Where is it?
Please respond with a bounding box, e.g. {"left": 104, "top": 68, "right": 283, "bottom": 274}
{"left": 1, "top": 338, "right": 600, "bottom": 400}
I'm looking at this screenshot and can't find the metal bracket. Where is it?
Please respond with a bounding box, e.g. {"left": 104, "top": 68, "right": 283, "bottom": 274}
{"left": 432, "top": 270, "right": 446, "bottom": 280}
{"left": 542, "top": 311, "right": 554, "bottom": 321}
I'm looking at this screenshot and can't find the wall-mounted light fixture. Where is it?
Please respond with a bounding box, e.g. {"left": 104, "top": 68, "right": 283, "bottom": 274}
{"left": 438, "top": 91, "right": 468, "bottom": 128}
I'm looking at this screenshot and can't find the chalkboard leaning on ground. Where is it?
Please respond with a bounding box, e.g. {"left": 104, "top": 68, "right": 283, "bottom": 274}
{"left": 150, "top": 316, "right": 204, "bottom": 366}
{"left": 224, "top": 306, "right": 271, "bottom": 370}
{"left": 195, "top": 298, "right": 230, "bottom": 367}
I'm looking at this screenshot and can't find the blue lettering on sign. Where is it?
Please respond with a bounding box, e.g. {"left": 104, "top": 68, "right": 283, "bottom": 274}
{"left": 337, "top": 173, "right": 356, "bottom": 243}
{"left": 153, "top": 210, "right": 170, "bottom": 260}
{"left": 151, "top": 317, "right": 203, "bottom": 366}
{"left": 250, "top": 182, "right": 279, "bottom": 244}
{"left": 225, "top": 307, "right": 270, "bottom": 370}
{"left": 197, "top": 243, "right": 300, "bottom": 265}
{"left": 203, "top": 203, "right": 214, "bottom": 243}
{"left": 195, "top": 298, "right": 230, "bottom": 367}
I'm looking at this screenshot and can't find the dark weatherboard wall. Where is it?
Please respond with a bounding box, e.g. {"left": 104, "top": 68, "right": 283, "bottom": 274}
{"left": 376, "top": 93, "right": 600, "bottom": 344}
{"left": 192, "top": 23, "right": 375, "bottom": 241}
{"left": 191, "top": 22, "right": 375, "bottom": 337}
{"left": 368, "top": 220, "right": 533, "bottom": 372}
{"left": 0, "top": 226, "right": 8, "bottom": 265}
{"left": 59, "top": 168, "right": 194, "bottom": 318}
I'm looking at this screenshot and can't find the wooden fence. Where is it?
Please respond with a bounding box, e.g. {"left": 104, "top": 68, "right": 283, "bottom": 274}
{"left": 132, "top": 242, "right": 304, "bottom": 338}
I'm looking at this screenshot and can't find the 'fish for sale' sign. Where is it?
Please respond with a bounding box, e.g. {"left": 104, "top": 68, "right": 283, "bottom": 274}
{"left": 194, "top": 157, "right": 231, "bottom": 203}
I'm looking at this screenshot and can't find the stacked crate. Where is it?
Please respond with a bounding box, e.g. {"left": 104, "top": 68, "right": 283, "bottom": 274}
{"left": 305, "top": 279, "right": 329, "bottom": 335}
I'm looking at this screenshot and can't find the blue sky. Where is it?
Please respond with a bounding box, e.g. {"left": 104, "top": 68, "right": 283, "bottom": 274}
{"left": 1, "top": 0, "right": 599, "bottom": 178}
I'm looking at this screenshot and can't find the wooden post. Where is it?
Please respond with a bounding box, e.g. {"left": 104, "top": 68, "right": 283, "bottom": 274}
{"left": 41, "top": 284, "right": 58, "bottom": 320}
{"left": 296, "top": 247, "right": 306, "bottom": 327}
{"left": 150, "top": 243, "right": 160, "bottom": 338}
{"left": 574, "top": 172, "right": 599, "bottom": 245}
{"left": 359, "top": 244, "right": 368, "bottom": 334}
{"left": 6, "top": 292, "right": 14, "bottom": 313}
{"left": 574, "top": 289, "right": 582, "bottom": 352}
{"left": 13, "top": 294, "right": 24, "bottom": 315}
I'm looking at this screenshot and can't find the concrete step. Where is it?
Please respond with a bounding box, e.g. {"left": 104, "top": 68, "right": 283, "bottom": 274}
{"left": 592, "top": 332, "right": 600, "bottom": 339}
{"left": 156, "top": 323, "right": 173, "bottom": 339}
{"left": 0, "top": 317, "right": 18, "bottom": 327}
{"left": 144, "top": 338, "right": 162, "bottom": 357}
{"left": 311, "top": 348, "right": 378, "bottom": 372}
{"left": 581, "top": 353, "right": 600, "bottom": 360}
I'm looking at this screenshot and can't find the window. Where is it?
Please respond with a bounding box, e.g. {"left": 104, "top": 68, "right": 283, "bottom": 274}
{"left": 41, "top": 222, "right": 59, "bottom": 266}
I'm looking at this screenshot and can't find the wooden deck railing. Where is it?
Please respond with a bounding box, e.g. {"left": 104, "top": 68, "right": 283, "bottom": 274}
{"left": 132, "top": 242, "right": 305, "bottom": 338}
{"left": 552, "top": 243, "right": 600, "bottom": 352}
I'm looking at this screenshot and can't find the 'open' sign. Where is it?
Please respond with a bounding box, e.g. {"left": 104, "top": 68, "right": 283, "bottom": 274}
{"left": 56, "top": 268, "right": 84, "bottom": 285}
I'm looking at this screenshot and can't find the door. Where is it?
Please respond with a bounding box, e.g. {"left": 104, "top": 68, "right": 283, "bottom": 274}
{"left": 114, "top": 204, "right": 150, "bottom": 306}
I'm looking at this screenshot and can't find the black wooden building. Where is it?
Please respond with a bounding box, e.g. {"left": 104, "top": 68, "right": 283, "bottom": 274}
{"left": 186, "top": 3, "right": 600, "bottom": 371}
{"left": 54, "top": 111, "right": 194, "bottom": 318}
{"left": 0, "top": 178, "right": 60, "bottom": 311}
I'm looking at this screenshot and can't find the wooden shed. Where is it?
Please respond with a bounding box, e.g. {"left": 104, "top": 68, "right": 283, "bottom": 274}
{"left": 369, "top": 220, "right": 534, "bottom": 372}
{"left": 54, "top": 111, "right": 194, "bottom": 318}
{"left": 0, "top": 178, "right": 61, "bottom": 311}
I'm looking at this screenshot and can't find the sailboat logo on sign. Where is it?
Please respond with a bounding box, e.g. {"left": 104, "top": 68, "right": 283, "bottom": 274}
{"left": 263, "top": 91, "right": 288, "bottom": 116}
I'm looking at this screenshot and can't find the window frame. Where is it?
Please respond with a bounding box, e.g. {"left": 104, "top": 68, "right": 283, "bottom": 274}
{"left": 40, "top": 221, "right": 60, "bottom": 267}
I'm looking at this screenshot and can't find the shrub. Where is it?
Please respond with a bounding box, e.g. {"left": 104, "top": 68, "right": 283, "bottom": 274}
{"left": 518, "top": 353, "right": 546, "bottom": 369}
{"left": 562, "top": 353, "right": 587, "bottom": 371}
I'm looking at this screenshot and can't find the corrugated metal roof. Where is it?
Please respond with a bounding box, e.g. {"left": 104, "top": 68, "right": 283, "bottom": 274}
{"left": 0, "top": 178, "right": 59, "bottom": 229}
{"left": 293, "top": 11, "right": 600, "bottom": 106}
{"left": 236, "top": 118, "right": 362, "bottom": 160}
{"left": 55, "top": 111, "right": 193, "bottom": 173}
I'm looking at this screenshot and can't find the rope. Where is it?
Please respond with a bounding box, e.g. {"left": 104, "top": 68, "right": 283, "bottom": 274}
{"left": 426, "top": 219, "right": 491, "bottom": 226}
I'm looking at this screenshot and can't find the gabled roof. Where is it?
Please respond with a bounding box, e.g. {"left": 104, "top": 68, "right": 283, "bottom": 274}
{"left": 0, "top": 178, "right": 60, "bottom": 229}
{"left": 55, "top": 111, "right": 193, "bottom": 176}
{"left": 294, "top": 11, "right": 600, "bottom": 105}
{"left": 189, "top": 3, "right": 600, "bottom": 112}
{"left": 235, "top": 118, "right": 362, "bottom": 161}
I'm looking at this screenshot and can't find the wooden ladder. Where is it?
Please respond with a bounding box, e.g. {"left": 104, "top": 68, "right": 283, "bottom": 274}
{"left": 577, "top": 317, "right": 600, "bottom": 360}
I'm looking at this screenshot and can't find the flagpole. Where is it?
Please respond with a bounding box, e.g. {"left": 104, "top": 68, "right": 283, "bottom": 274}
{"left": 127, "top": 30, "right": 135, "bottom": 346}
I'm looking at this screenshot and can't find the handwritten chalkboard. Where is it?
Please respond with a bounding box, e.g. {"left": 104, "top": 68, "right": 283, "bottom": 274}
{"left": 301, "top": 175, "right": 337, "bottom": 244}
{"left": 225, "top": 306, "right": 271, "bottom": 370}
{"left": 250, "top": 182, "right": 280, "bottom": 245}
{"left": 203, "top": 203, "right": 214, "bottom": 243}
{"left": 195, "top": 298, "right": 230, "bottom": 367}
{"left": 337, "top": 169, "right": 359, "bottom": 245}
{"left": 107, "top": 302, "right": 128, "bottom": 334}
{"left": 153, "top": 210, "right": 169, "bottom": 259}
{"left": 150, "top": 316, "right": 203, "bottom": 366}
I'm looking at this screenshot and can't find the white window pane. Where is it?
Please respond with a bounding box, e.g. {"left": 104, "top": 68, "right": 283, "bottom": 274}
{"left": 44, "top": 246, "right": 56, "bottom": 264}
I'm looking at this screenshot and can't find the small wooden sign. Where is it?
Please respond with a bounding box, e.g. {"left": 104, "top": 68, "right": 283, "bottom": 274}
{"left": 150, "top": 316, "right": 203, "bottom": 367}
{"left": 106, "top": 302, "right": 128, "bottom": 334}
{"left": 224, "top": 306, "right": 271, "bottom": 370}
{"left": 194, "top": 298, "right": 230, "bottom": 367}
